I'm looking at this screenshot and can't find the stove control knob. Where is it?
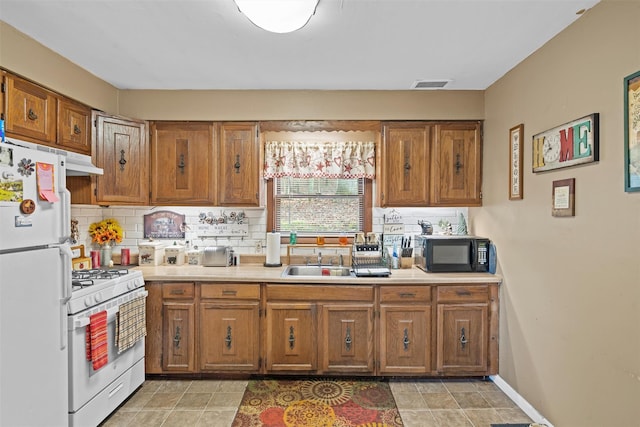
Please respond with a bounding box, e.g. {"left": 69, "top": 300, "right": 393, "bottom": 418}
{"left": 127, "top": 281, "right": 135, "bottom": 290}
{"left": 94, "top": 292, "right": 103, "bottom": 303}
{"left": 84, "top": 297, "right": 93, "bottom": 307}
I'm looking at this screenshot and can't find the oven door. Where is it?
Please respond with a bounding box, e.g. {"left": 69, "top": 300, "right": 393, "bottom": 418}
{"left": 68, "top": 289, "right": 147, "bottom": 413}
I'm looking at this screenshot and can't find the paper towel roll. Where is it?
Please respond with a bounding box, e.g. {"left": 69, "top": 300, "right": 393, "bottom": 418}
{"left": 264, "top": 232, "right": 282, "bottom": 267}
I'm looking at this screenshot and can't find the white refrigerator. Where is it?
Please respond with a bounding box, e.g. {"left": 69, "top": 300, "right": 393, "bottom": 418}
{"left": 0, "top": 142, "right": 72, "bottom": 426}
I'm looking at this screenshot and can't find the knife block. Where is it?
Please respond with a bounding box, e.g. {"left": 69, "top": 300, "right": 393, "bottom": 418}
{"left": 400, "top": 257, "right": 413, "bottom": 269}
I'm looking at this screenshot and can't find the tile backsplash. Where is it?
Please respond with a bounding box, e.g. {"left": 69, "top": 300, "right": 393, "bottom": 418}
{"left": 71, "top": 205, "right": 469, "bottom": 257}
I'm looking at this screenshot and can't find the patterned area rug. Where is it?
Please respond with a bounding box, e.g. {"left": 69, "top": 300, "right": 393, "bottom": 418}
{"left": 232, "top": 378, "right": 404, "bottom": 427}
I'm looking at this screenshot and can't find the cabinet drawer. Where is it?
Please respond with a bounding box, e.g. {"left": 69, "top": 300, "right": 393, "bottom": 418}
{"left": 162, "top": 283, "right": 195, "bottom": 299}
{"left": 266, "top": 285, "right": 373, "bottom": 301}
{"left": 437, "top": 285, "right": 488, "bottom": 303}
{"left": 380, "top": 286, "right": 431, "bottom": 303}
{"left": 201, "top": 283, "right": 260, "bottom": 300}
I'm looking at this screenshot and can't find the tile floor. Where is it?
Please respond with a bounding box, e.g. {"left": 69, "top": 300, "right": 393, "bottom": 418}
{"left": 99, "top": 378, "right": 533, "bottom": 427}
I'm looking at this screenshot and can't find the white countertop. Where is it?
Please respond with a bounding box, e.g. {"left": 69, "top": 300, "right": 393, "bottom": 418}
{"left": 134, "top": 264, "right": 501, "bottom": 285}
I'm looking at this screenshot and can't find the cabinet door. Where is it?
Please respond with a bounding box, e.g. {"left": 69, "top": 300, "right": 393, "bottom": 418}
{"left": 3, "top": 74, "right": 56, "bottom": 144}
{"left": 150, "top": 122, "right": 215, "bottom": 205}
{"left": 320, "top": 304, "right": 374, "bottom": 373}
{"left": 431, "top": 122, "right": 482, "bottom": 206}
{"left": 379, "top": 304, "right": 431, "bottom": 375}
{"left": 144, "top": 283, "right": 164, "bottom": 374}
{"left": 436, "top": 303, "right": 488, "bottom": 374}
{"left": 57, "top": 98, "right": 91, "bottom": 154}
{"left": 199, "top": 301, "right": 260, "bottom": 372}
{"left": 94, "top": 113, "right": 149, "bottom": 205}
{"left": 380, "top": 123, "right": 430, "bottom": 207}
{"left": 266, "top": 303, "right": 317, "bottom": 372}
{"left": 162, "top": 302, "right": 196, "bottom": 372}
{"left": 219, "top": 122, "right": 260, "bottom": 206}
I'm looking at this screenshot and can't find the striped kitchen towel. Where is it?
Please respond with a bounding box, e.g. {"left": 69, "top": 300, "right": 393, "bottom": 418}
{"left": 86, "top": 310, "right": 108, "bottom": 370}
{"left": 116, "top": 295, "right": 147, "bottom": 353}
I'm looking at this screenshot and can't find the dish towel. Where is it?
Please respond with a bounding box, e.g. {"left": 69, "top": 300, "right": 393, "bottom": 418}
{"left": 116, "top": 295, "right": 147, "bottom": 354}
{"left": 85, "top": 310, "right": 108, "bottom": 370}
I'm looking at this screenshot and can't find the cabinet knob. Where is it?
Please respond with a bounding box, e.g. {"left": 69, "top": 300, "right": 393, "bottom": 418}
{"left": 234, "top": 154, "right": 241, "bottom": 174}
{"left": 27, "top": 108, "right": 38, "bottom": 121}
{"left": 73, "top": 124, "right": 81, "bottom": 135}
{"left": 178, "top": 154, "right": 186, "bottom": 174}
{"left": 173, "top": 325, "right": 182, "bottom": 348}
{"left": 403, "top": 328, "right": 410, "bottom": 351}
{"left": 225, "top": 325, "right": 233, "bottom": 349}
{"left": 460, "top": 327, "right": 468, "bottom": 349}
{"left": 288, "top": 325, "right": 296, "bottom": 350}
{"left": 344, "top": 325, "right": 352, "bottom": 351}
{"left": 455, "top": 153, "right": 464, "bottom": 174}
{"left": 119, "top": 150, "right": 127, "bottom": 171}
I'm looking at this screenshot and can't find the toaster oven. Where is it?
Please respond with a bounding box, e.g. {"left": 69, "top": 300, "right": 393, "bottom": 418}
{"left": 202, "top": 246, "right": 232, "bottom": 267}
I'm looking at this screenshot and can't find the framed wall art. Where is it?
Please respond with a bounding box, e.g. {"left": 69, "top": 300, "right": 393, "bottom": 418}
{"left": 532, "top": 113, "right": 599, "bottom": 173}
{"left": 624, "top": 70, "right": 640, "bottom": 192}
{"left": 552, "top": 178, "right": 575, "bottom": 217}
{"left": 509, "top": 124, "right": 524, "bottom": 200}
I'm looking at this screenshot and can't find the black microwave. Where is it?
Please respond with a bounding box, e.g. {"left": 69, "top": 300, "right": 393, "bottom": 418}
{"left": 415, "top": 235, "right": 490, "bottom": 273}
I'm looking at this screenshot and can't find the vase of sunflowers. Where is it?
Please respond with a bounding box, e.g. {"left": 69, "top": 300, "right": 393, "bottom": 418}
{"left": 88, "top": 218, "right": 123, "bottom": 267}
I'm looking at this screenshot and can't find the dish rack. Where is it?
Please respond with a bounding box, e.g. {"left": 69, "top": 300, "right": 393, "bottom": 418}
{"left": 352, "top": 245, "right": 391, "bottom": 277}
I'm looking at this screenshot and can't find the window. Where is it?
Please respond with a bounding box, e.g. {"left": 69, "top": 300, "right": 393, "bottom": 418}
{"left": 272, "top": 177, "right": 370, "bottom": 235}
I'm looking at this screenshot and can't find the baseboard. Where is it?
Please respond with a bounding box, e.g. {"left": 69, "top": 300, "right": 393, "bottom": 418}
{"left": 489, "top": 375, "right": 554, "bottom": 427}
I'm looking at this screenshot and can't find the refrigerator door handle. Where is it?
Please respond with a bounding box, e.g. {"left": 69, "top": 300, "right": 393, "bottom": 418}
{"left": 52, "top": 243, "right": 73, "bottom": 350}
{"left": 60, "top": 187, "right": 72, "bottom": 242}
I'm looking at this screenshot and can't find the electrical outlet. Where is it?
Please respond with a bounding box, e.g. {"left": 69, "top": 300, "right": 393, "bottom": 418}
{"left": 256, "top": 241, "right": 263, "bottom": 253}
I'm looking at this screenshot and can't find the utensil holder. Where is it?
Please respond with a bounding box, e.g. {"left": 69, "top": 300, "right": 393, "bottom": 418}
{"left": 400, "top": 257, "right": 413, "bottom": 269}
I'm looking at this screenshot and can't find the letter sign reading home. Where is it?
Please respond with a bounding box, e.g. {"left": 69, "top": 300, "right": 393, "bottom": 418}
{"left": 532, "top": 113, "right": 599, "bottom": 172}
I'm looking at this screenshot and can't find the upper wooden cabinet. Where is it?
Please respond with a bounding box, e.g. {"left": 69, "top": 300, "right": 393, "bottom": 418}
{"left": 2, "top": 73, "right": 57, "bottom": 144}
{"left": 57, "top": 98, "right": 91, "bottom": 154}
{"left": 218, "top": 122, "right": 261, "bottom": 206}
{"left": 93, "top": 112, "right": 149, "bottom": 205}
{"left": 380, "top": 122, "right": 431, "bottom": 207}
{"left": 150, "top": 122, "right": 216, "bottom": 205}
{"left": 431, "top": 122, "right": 482, "bottom": 206}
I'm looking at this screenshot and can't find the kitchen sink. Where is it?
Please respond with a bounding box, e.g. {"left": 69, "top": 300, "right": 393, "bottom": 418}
{"left": 282, "top": 265, "right": 354, "bottom": 277}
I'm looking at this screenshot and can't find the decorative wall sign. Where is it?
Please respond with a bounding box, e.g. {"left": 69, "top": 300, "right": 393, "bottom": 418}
{"left": 624, "top": 70, "right": 640, "bottom": 192}
{"left": 532, "top": 113, "right": 599, "bottom": 173}
{"left": 194, "top": 223, "right": 249, "bottom": 237}
{"left": 144, "top": 210, "right": 186, "bottom": 239}
{"left": 509, "top": 124, "right": 524, "bottom": 200}
{"left": 552, "top": 178, "right": 575, "bottom": 217}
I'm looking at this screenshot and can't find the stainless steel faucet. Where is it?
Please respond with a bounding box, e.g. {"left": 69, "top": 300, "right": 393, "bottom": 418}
{"left": 317, "top": 252, "right": 322, "bottom": 266}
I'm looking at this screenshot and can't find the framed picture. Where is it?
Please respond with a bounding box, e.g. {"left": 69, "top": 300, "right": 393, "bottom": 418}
{"left": 532, "top": 113, "right": 599, "bottom": 173}
{"left": 624, "top": 70, "right": 640, "bottom": 192}
{"left": 552, "top": 178, "right": 575, "bottom": 217}
{"left": 509, "top": 124, "right": 524, "bottom": 200}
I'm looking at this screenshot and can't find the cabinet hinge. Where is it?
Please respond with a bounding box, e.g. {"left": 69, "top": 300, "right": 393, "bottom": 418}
{"left": 376, "top": 360, "right": 380, "bottom": 370}
{"left": 258, "top": 357, "right": 262, "bottom": 368}
{"left": 93, "top": 188, "right": 97, "bottom": 196}
{"left": 94, "top": 119, "right": 97, "bottom": 128}
{"left": 0, "top": 82, "right": 5, "bottom": 93}
{"left": 0, "top": 113, "right": 4, "bottom": 121}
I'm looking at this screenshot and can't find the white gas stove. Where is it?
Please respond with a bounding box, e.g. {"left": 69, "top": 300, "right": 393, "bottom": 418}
{"left": 68, "top": 268, "right": 145, "bottom": 315}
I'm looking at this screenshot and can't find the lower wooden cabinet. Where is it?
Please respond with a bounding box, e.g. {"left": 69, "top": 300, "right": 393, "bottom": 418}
{"left": 199, "top": 284, "right": 260, "bottom": 372}
{"left": 266, "top": 303, "right": 317, "bottom": 372}
{"left": 321, "top": 304, "right": 374, "bottom": 373}
{"left": 144, "top": 281, "right": 498, "bottom": 377}
{"left": 379, "top": 286, "right": 431, "bottom": 375}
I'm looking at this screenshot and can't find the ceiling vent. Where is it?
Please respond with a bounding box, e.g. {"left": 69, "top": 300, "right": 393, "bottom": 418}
{"left": 411, "top": 79, "right": 451, "bottom": 89}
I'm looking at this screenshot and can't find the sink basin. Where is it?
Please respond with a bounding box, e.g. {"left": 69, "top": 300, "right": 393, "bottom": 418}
{"left": 282, "top": 265, "right": 354, "bottom": 277}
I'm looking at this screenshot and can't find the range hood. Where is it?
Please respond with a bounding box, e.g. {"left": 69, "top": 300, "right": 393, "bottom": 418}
{"left": 3, "top": 137, "right": 103, "bottom": 176}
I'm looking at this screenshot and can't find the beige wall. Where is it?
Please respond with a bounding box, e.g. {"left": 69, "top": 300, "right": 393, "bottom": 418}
{"left": 0, "top": 22, "right": 119, "bottom": 113}
{"left": 118, "top": 89, "right": 484, "bottom": 121}
{"left": 475, "top": 1, "right": 640, "bottom": 425}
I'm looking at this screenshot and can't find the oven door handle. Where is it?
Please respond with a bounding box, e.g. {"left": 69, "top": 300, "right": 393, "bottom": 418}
{"left": 73, "top": 305, "right": 120, "bottom": 329}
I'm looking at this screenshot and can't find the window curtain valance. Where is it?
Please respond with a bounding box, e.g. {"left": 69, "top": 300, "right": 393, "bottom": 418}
{"left": 263, "top": 140, "right": 376, "bottom": 179}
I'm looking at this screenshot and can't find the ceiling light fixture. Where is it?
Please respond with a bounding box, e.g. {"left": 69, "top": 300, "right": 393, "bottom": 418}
{"left": 234, "top": 0, "right": 319, "bottom": 33}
